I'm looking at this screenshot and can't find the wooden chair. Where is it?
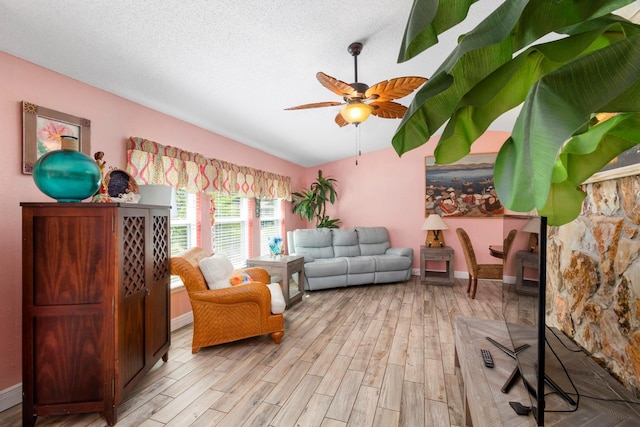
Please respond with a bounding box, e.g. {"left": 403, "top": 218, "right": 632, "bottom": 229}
{"left": 170, "top": 247, "right": 284, "bottom": 353}
{"left": 456, "top": 228, "right": 517, "bottom": 299}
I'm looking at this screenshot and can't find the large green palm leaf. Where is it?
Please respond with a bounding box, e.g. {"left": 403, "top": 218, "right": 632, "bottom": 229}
{"left": 393, "top": 0, "right": 640, "bottom": 225}
{"left": 495, "top": 35, "right": 640, "bottom": 217}
{"left": 536, "top": 114, "right": 640, "bottom": 224}
{"left": 435, "top": 17, "right": 640, "bottom": 163}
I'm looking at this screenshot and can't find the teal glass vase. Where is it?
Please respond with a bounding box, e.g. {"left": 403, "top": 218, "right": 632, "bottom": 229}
{"left": 32, "top": 136, "right": 101, "bottom": 202}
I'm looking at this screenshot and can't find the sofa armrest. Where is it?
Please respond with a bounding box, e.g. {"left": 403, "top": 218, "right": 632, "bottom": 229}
{"left": 291, "top": 252, "right": 315, "bottom": 263}
{"left": 386, "top": 247, "right": 414, "bottom": 260}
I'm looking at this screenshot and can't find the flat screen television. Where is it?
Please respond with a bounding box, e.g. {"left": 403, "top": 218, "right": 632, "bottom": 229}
{"left": 499, "top": 214, "right": 576, "bottom": 426}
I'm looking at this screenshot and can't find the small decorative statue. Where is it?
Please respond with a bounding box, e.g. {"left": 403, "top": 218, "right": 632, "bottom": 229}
{"left": 92, "top": 151, "right": 111, "bottom": 203}
{"left": 268, "top": 237, "right": 283, "bottom": 259}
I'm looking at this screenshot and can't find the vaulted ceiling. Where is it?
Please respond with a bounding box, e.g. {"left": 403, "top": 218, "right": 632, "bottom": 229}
{"left": 1, "top": 1, "right": 638, "bottom": 166}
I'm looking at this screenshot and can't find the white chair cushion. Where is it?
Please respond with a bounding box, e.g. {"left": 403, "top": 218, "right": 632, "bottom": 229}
{"left": 199, "top": 254, "right": 234, "bottom": 289}
{"left": 266, "top": 283, "right": 286, "bottom": 314}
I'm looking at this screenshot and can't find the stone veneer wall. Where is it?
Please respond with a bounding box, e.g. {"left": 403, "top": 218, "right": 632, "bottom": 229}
{"left": 546, "top": 174, "right": 640, "bottom": 397}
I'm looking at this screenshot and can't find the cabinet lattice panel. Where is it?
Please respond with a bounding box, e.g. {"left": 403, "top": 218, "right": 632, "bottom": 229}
{"left": 122, "top": 216, "right": 146, "bottom": 296}
{"left": 153, "top": 215, "right": 169, "bottom": 283}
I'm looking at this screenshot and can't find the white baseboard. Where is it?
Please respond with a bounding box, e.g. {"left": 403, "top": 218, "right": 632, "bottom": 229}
{"left": 0, "top": 383, "right": 21, "bottom": 412}
{"left": 415, "top": 269, "right": 468, "bottom": 279}
{"left": 171, "top": 311, "right": 194, "bottom": 332}
{"left": 455, "top": 271, "right": 467, "bottom": 279}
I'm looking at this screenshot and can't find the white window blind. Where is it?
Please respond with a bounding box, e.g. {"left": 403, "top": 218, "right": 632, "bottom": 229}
{"left": 170, "top": 189, "right": 198, "bottom": 256}
{"left": 170, "top": 189, "right": 198, "bottom": 288}
{"left": 259, "top": 199, "right": 283, "bottom": 255}
{"left": 213, "top": 194, "right": 248, "bottom": 268}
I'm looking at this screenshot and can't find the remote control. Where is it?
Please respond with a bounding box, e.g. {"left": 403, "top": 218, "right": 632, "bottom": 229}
{"left": 481, "top": 349, "right": 494, "bottom": 368}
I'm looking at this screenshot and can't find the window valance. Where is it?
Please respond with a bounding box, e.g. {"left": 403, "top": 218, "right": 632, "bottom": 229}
{"left": 126, "top": 137, "right": 291, "bottom": 200}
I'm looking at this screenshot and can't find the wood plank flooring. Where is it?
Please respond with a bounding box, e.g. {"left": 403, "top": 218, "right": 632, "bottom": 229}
{"left": 0, "top": 276, "right": 506, "bottom": 427}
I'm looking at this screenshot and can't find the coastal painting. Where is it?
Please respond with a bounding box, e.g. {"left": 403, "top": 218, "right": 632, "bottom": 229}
{"left": 425, "top": 153, "right": 503, "bottom": 218}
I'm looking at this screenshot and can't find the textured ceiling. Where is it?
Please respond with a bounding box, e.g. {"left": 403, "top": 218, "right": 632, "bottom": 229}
{"left": 1, "top": 1, "right": 638, "bottom": 167}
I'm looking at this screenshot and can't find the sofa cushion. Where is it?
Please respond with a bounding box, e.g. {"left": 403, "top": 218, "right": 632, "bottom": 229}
{"left": 372, "top": 254, "right": 413, "bottom": 272}
{"left": 356, "top": 226, "right": 391, "bottom": 256}
{"left": 199, "top": 254, "right": 234, "bottom": 289}
{"left": 307, "top": 274, "right": 348, "bottom": 290}
{"left": 332, "top": 229, "right": 361, "bottom": 257}
{"left": 345, "top": 256, "right": 375, "bottom": 274}
{"left": 304, "top": 258, "right": 348, "bottom": 277}
{"left": 293, "top": 228, "right": 334, "bottom": 259}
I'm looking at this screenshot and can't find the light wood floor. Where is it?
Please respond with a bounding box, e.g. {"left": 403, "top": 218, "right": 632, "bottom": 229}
{"left": 1, "top": 276, "right": 506, "bottom": 427}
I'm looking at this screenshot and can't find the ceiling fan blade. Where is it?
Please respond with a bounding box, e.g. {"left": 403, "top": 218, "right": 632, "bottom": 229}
{"left": 370, "top": 101, "right": 408, "bottom": 119}
{"left": 366, "top": 76, "right": 427, "bottom": 102}
{"left": 285, "top": 101, "right": 344, "bottom": 110}
{"left": 317, "top": 72, "right": 357, "bottom": 98}
{"left": 334, "top": 112, "right": 349, "bottom": 127}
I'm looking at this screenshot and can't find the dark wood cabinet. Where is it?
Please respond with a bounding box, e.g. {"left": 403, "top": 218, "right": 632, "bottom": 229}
{"left": 21, "top": 203, "right": 171, "bottom": 426}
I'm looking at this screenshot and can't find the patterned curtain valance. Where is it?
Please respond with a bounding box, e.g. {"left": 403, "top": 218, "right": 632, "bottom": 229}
{"left": 126, "top": 137, "right": 291, "bottom": 200}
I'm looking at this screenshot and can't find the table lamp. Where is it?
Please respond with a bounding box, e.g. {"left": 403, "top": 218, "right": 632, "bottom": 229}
{"left": 422, "top": 214, "right": 448, "bottom": 247}
{"left": 521, "top": 217, "right": 541, "bottom": 253}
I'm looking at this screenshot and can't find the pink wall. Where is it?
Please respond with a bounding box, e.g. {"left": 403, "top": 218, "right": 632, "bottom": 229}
{"left": 0, "top": 50, "right": 510, "bottom": 397}
{"left": 0, "top": 52, "right": 307, "bottom": 392}
{"left": 315, "top": 132, "right": 509, "bottom": 272}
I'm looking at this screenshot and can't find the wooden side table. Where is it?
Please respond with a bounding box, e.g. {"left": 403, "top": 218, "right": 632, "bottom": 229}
{"left": 515, "top": 250, "right": 539, "bottom": 295}
{"left": 247, "top": 254, "right": 305, "bottom": 308}
{"left": 420, "top": 245, "right": 455, "bottom": 286}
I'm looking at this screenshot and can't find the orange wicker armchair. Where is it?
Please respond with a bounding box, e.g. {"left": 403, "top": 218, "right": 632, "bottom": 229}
{"left": 171, "top": 247, "right": 284, "bottom": 353}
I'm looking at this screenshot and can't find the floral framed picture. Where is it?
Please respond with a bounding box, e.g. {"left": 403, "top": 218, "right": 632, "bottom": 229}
{"left": 22, "top": 101, "right": 91, "bottom": 174}
{"left": 425, "top": 152, "right": 503, "bottom": 218}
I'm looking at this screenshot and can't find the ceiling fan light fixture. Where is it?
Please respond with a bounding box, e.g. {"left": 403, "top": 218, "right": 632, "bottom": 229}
{"left": 285, "top": 41, "right": 426, "bottom": 129}
{"left": 340, "top": 102, "right": 374, "bottom": 124}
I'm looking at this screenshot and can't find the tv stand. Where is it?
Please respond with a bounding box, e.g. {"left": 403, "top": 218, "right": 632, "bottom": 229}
{"left": 484, "top": 336, "right": 576, "bottom": 406}
{"left": 455, "top": 317, "right": 640, "bottom": 426}
{"left": 484, "top": 337, "right": 530, "bottom": 393}
{"left": 485, "top": 336, "right": 530, "bottom": 359}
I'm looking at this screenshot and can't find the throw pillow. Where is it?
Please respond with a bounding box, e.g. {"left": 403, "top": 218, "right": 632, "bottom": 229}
{"left": 229, "top": 271, "right": 251, "bottom": 285}
{"left": 199, "top": 253, "right": 234, "bottom": 290}
{"left": 266, "top": 283, "right": 286, "bottom": 314}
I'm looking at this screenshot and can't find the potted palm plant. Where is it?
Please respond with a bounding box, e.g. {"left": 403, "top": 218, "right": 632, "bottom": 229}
{"left": 393, "top": 0, "right": 640, "bottom": 225}
{"left": 292, "top": 170, "right": 341, "bottom": 228}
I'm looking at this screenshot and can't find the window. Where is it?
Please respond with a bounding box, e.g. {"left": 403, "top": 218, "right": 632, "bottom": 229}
{"left": 259, "top": 199, "right": 284, "bottom": 255}
{"left": 213, "top": 194, "right": 249, "bottom": 268}
{"left": 170, "top": 189, "right": 199, "bottom": 289}
{"left": 170, "top": 189, "right": 199, "bottom": 256}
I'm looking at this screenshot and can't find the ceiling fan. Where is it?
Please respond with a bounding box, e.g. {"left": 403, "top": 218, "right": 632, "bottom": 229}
{"left": 285, "top": 42, "right": 427, "bottom": 127}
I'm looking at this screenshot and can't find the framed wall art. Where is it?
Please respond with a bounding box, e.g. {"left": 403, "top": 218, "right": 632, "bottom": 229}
{"left": 22, "top": 101, "right": 91, "bottom": 174}
{"left": 583, "top": 144, "right": 640, "bottom": 184}
{"left": 425, "top": 152, "right": 503, "bottom": 218}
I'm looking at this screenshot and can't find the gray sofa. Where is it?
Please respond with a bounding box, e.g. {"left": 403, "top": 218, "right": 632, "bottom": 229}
{"left": 287, "top": 226, "right": 413, "bottom": 291}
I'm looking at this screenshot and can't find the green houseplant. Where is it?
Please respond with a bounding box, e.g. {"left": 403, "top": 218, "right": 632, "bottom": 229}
{"left": 393, "top": 0, "right": 640, "bottom": 225}
{"left": 292, "top": 170, "right": 341, "bottom": 228}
